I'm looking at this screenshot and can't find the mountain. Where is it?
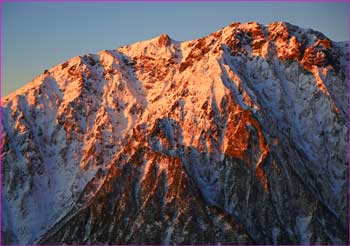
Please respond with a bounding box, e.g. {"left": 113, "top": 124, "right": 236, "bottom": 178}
{"left": 1, "top": 21, "right": 348, "bottom": 245}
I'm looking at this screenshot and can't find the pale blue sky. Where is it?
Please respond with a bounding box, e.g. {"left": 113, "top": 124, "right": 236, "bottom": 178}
{"left": 2, "top": 2, "right": 349, "bottom": 96}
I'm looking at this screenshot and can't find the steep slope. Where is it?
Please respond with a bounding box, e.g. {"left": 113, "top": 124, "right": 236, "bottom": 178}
{"left": 1, "top": 21, "right": 348, "bottom": 244}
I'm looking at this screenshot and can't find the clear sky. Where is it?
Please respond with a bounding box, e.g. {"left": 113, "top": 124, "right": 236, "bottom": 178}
{"left": 2, "top": 1, "right": 349, "bottom": 96}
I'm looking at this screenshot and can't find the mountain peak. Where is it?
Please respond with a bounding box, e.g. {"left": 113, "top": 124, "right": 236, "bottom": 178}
{"left": 2, "top": 21, "right": 348, "bottom": 245}
{"left": 157, "top": 33, "right": 171, "bottom": 46}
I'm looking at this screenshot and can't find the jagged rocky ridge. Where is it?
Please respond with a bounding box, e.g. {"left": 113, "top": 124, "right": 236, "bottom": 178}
{"left": 1, "top": 21, "right": 349, "bottom": 244}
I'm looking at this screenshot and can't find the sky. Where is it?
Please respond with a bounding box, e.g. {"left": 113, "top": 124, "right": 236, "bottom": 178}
{"left": 1, "top": 1, "right": 349, "bottom": 96}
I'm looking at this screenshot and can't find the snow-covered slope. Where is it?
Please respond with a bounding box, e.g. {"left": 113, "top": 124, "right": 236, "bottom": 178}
{"left": 1, "top": 21, "right": 348, "bottom": 244}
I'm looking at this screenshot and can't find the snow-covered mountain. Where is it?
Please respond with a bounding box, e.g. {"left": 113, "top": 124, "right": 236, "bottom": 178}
{"left": 1, "top": 21, "right": 348, "bottom": 244}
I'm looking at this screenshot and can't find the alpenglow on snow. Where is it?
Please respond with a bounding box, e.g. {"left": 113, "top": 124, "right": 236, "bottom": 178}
{"left": 1, "top": 21, "right": 348, "bottom": 244}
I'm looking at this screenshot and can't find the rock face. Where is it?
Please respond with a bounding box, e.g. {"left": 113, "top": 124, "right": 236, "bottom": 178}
{"left": 1, "top": 21, "right": 348, "bottom": 244}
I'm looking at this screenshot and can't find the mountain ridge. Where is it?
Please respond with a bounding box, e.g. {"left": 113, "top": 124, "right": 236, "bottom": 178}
{"left": 1, "top": 21, "right": 349, "bottom": 244}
